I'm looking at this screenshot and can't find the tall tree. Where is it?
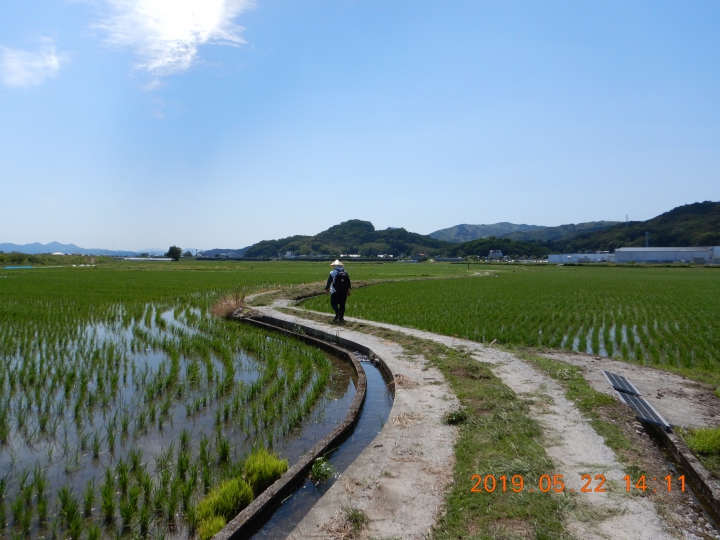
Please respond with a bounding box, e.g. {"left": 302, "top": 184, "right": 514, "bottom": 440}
{"left": 166, "top": 246, "right": 182, "bottom": 261}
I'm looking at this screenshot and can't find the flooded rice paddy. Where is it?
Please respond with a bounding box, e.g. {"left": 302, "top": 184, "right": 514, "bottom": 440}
{"left": 0, "top": 303, "right": 355, "bottom": 539}
{"left": 252, "top": 356, "right": 394, "bottom": 539}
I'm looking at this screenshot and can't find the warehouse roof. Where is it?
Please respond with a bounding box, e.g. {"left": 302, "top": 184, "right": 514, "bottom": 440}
{"left": 615, "top": 247, "right": 712, "bottom": 252}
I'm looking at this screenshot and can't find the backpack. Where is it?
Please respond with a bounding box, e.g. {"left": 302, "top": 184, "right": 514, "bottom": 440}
{"left": 333, "top": 269, "right": 350, "bottom": 292}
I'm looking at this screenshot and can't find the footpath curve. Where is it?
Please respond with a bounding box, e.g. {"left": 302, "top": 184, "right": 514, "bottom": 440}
{"left": 257, "top": 300, "right": 719, "bottom": 540}
{"left": 248, "top": 301, "right": 460, "bottom": 539}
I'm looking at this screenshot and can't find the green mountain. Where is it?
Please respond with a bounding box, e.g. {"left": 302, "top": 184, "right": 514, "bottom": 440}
{"left": 242, "top": 220, "right": 450, "bottom": 258}
{"left": 503, "top": 221, "right": 621, "bottom": 242}
{"left": 546, "top": 201, "right": 720, "bottom": 252}
{"left": 430, "top": 221, "right": 619, "bottom": 243}
{"left": 447, "top": 237, "right": 550, "bottom": 258}
{"left": 429, "top": 223, "right": 541, "bottom": 243}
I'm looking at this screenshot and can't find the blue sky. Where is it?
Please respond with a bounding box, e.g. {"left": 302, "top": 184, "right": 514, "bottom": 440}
{"left": 1, "top": 1, "right": 718, "bottom": 251}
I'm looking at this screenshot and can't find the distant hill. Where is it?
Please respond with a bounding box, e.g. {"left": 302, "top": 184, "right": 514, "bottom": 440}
{"left": 448, "top": 237, "right": 550, "bottom": 258}
{"left": 503, "top": 221, "right": 621, "bottom": 242}
{"left": 430, "top": 221, "right": 620, "bottom": 243}
{"left": 198, "top": 247, "right": 250, "bottom": 258}
{"left": 430, "top": 223, "right": 541, "bottom": 243}
{"left": 243, "top": 220, "right": 450, "bottom": 258}
{"left": 0, "top": 241, "right": 136, "bottom": 256}
{"left": 546, "top": 201, "right": 720, "bottom": 252}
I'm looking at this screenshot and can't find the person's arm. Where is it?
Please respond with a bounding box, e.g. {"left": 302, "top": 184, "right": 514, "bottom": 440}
{"left": 346, "top": 275, "right": 352, "bottom": 295}
{"left": 325, "top": 273, "right": 334, "bottom": 292}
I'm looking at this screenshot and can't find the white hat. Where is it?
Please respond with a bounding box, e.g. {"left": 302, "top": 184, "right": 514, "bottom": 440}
{"left": 330, "top": 259, "right": 343, "bottom": 266}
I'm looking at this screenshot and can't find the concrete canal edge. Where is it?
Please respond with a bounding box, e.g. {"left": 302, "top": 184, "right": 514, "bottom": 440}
{"left": 214, "top": 314, "right": 394, "bottom": 540}
{"left": 648, "top": 425, "right": 720, "bottom": 517}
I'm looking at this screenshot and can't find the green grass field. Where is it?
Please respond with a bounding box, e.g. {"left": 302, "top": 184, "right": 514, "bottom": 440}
{"left": 304, "top": 264, "right": 720, "bottom": 385}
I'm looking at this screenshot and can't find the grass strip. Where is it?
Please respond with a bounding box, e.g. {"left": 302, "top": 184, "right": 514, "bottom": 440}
{"left": 399, "top": 338, "right": 571, "bottom": 540}
{"left": 676, "top": 426, "right": 720, "bottom": 479}
{"left": 514, "top": 348, "right": 647, "bottom": 479}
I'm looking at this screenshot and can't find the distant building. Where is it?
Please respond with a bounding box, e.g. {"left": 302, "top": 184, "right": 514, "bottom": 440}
{"left": 285, "top": 251, "right": 295, "bottom": 258}
{"left": 548, "top": 253, "right": 613, "bottom": 263}
{"left": 488, "top": 250, "right": 503, "bottom": 259}
{"left": 435, "top": 257, "right": 464, "bottom": 262}
{"left": 614, "top": 247, "right": 720, "bottom": 264}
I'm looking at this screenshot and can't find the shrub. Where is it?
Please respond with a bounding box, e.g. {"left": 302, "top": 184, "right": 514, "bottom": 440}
{"left": 244, "top": 449, "right": 288, "bottom": 495}
{"left": 198, "top": 515, "right": 226, "bottom": 540}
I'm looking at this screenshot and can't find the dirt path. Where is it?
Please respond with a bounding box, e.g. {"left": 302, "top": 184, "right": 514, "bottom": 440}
{"left": 247, "top": 294, "right": 718, "bottom": 539}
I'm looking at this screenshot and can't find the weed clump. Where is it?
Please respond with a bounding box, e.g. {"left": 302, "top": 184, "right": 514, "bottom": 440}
{"left": 683, "top": 427, "right": 720, "bottom": 454}
{"left": 310, "top": 457, "right": 335, "bottom": 482}
{"left": 342, "top": 504, "right": 369, "bottom": 534}
{"left": 443, "top": 407, "right": 468, "bottom": 425}
{"left": 244, "top": 448, "right": 288, "bottom": 495}
{"left": 679, "top": 426, "right": 720, "bottom": 480}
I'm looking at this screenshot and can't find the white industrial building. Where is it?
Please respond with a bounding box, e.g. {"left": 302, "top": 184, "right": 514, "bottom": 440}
{"left": 548, "top": 253, "right": 614, "bottom": 263}
{"left": 614, "top": 247, "right": 720, "bottom": 264}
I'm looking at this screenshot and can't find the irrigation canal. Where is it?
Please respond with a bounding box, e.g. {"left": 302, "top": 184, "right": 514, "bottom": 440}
{"left": 251, "top": 356, "right": 393, "bottom": 539}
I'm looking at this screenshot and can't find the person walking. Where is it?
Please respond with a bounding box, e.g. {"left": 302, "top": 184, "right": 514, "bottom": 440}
{"left": 325, "top": 260, "right": 351, "bottom": 322}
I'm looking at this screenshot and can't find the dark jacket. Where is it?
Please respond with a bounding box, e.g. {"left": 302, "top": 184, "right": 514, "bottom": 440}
{"left": 325, "top": 269, "right": 351, "bottom": 294}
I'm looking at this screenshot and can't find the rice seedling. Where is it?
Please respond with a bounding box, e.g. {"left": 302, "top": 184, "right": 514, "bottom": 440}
{"left": 198, "top": 515, "right": 226, "bottom": 540}
{"left": 83, "top": 479, "right": 95, "bottom": 517}
{"left": 116, "top": 460, "right": 130, "bottom": 495}
{"left": 100, "top": 480, "right": 115, "bottom": 524}
{"left": 216, "top": 436, "right": 230, "bottom": 464}
{"left": 196, "top": 477, "right": 253, "bottom": 523}
{"left": 128, "top": 447, "right": 143, "bottom": 474}
{"left": 91, "top": 432, "right": 102, "bottom": 459}
{"left": 139, "top": 502, "right": 152, "bottom": 537}
{"left": 58, "top": 486, "right": 80, "bottom": 528}
{"left": 244, "top": 448, "right": 289, "bottom": 495}
{"left": 87, "top": 524, "right": 101, "bottom": 540}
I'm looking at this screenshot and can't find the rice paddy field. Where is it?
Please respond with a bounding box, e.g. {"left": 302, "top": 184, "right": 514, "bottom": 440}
{"left": 303, "top": 264, "right": 720, "bottom": 385}
{"left": 0, "top": 261, "right": 462, "bottom": 540}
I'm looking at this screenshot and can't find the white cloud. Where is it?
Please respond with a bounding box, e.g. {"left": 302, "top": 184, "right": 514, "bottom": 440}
{"left": 97, "top": 0, "right": 254, "bottom": 76}
{"left": 0, "top": 43, "right": 66, "bottom": 87}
